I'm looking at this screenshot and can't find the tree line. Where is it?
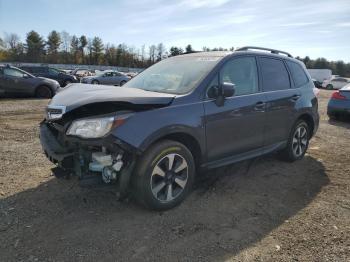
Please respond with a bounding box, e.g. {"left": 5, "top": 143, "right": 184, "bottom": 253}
{"left": 0, "top": 30, "right": 349, "bottom": 76}
{"left": 295, "top": 56, "right": 350, "bottom": 77}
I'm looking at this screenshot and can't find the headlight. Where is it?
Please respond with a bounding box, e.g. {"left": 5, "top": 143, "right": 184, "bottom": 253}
{"left": 67, "top": 116, "right": 115, "bottom": 138}
{"left": 66, "top": 114, "right": 131, "bottom": 138}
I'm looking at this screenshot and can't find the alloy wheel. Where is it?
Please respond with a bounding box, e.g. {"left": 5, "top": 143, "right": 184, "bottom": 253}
{"left": 292, "top": 126, "right": 308, "bottom": 157}
{"left": 150, "top": 153, "right": 188, "bottom": 203}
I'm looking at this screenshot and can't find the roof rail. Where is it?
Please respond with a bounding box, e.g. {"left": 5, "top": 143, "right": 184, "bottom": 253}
{"left": 236, "top": 46, "right": 293, "bottom": 58}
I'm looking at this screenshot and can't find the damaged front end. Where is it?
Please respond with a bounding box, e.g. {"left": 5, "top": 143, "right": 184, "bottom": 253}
{"left": 39, "top": 102, "right": 143, "bottom": 197}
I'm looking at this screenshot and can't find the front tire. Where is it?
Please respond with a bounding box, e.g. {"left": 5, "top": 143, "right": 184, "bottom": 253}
{"left": 132, "top": 140, "right": 195, "bottom": 211}
{"left": 35, "top": 85, "right": 52, "bottom": 98}
{"left": 120, "top": 80, "right": 126, "bottom": 86}
{"left": 92, "top": 80, "right": 99, "bottom": 85}
{"left": 280, "top": 120, "right": 309, "bottom": 162}
{"left": 326, "top": 84, "right": 333, "bottom": 90}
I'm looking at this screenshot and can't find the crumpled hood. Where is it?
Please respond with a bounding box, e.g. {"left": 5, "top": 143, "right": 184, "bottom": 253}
{"left": 49, "top": 83, "right": 175, "bottom": 112}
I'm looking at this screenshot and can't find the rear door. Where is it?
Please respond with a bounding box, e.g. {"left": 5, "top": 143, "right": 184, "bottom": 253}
{"left": 102, "top": 72, "right": 113, "bottom": 85}
{"left": 258, "top": 57, "right": 300, "bottom": 146}
{"left": 113, "top": 72, "right": 124, "bottom": 85}
{"left": 204, "top": 56, "right": 266, "bottom": 162}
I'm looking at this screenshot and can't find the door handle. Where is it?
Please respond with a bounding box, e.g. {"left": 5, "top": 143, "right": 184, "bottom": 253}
{"left": 290, "top": 94, "right": 301, "bottom": 102}
{"left": 254, "top": 101, "right": 266, "bottom": 111}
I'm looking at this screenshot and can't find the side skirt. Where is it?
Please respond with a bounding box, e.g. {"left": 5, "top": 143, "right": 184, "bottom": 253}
{"left": 201, "top": 141, "right": 287, "bottom": 170}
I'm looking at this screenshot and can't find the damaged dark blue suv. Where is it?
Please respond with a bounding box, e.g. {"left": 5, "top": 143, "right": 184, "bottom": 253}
{"left": 40, "top": 46, "right": 319, "bottom": 210}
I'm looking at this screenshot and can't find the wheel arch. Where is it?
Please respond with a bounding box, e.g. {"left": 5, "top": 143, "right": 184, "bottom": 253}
{"left": 296, "top": 113, "right": 315, "bottom": 138}
{"left": 144, "top": 131, "right": 203, "bottom": 169}
{"left": 35, "top": 84, "right": 54, "bottom": 97}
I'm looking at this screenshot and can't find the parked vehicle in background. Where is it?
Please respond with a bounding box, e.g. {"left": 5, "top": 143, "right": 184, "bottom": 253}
{"left": 81, "top": 70, "right": 130, "bottom": 86}
{"left": 19, "top": 66, "right": 78, "bottom": 87}
{"left": 0, "top": 65, "right": 60, "bottom": 98}
{"left": 40, "top": 46, "right": 319, "bottom": 210}
{"left": 70, "top": 68, "right": 94, "bottom": 81}
{"left": 125, "top": 72, "right": 138, "bottom": 78}
{"left": 322, "top": 77, "right": 350, "bottom": 90}
{"left": 327, "top": 84, "right": 350, "bottom": 119}
{"left": 308, "top": 69, "right": 332, "bottom": 82}
{"left": 312, "top": 79, "right": 322, "bottom": 88}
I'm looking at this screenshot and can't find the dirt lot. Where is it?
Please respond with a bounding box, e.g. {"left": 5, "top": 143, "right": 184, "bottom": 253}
{"left": 0, "top": 89, "right": 349, "bottom": 261}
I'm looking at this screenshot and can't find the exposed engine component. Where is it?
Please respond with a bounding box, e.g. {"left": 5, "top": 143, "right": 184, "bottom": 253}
{"left": 88, "top": 150, "right": 124, "bottom": 184}
{"left": 102, "top": 166, "right": 117, "bottom": 183}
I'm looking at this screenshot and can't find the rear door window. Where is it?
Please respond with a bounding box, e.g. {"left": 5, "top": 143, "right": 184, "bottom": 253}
{"left": 286, "top": 61, "right": 309, "bottom": 88}
{"left": 220, "top": 57, "right": 259, "bottom": 96}
{"left": 260, "top": 57, "right": 290, "bottom": 91}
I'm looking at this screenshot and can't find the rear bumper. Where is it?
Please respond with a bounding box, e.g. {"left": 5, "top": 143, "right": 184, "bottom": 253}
{"left": 327, "top": 100, "right": 350, "bottom": 116}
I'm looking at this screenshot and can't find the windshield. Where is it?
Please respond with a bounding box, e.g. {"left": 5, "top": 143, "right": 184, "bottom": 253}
{"left": 123, "top": 56, "right": 221, "bottom": 94}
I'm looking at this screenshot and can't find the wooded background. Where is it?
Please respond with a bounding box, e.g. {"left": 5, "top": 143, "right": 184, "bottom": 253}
{"left": 1, "top": 30, "right": 349, "bottom": 76}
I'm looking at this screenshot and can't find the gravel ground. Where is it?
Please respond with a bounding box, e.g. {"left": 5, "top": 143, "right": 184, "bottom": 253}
{"left": 0, "top": 90, "right": 349, "bottom": 261}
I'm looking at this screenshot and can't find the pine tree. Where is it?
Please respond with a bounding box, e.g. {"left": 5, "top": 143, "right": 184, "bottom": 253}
{"left": 25, "top": 30, "right": 45, "bottom": 62}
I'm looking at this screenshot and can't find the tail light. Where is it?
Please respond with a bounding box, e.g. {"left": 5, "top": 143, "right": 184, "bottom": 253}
{"left": 331, "top": 91, "right": 346, "bottom": 100}
{"left": 313, "top": 87, "right": 320, "bottom": 97}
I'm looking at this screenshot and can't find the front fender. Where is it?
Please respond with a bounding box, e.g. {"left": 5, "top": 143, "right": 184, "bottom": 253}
{"left": 138, "top": 124, "right": 203, "bottom": 152}
{"left": 111, "top": 101, "right": 206, "bottom": 154}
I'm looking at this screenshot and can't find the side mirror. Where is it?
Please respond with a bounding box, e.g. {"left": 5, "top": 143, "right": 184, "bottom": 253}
{"left": 208, "top": 82, "right": 235, "bottom": 106}
{"left": 222, "top": 82, "right": 235, "bottom": 97}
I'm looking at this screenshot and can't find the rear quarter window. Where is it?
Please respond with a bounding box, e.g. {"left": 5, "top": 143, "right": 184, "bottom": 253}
{"left": 286, "top": 61, "right": 309, "bottom": 88}
{"left": 260, "top": 57, "right": 290, "bottom": 92}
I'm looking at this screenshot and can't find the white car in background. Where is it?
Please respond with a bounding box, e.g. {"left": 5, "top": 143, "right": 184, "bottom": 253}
{"left": 81, "top": 70, "right": 130, "bottom": 86}
{"left": 322, "top": 77, "right": 350, "bottom": 90}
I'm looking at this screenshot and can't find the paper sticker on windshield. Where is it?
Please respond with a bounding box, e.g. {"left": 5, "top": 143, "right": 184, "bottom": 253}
{"left": 196, "top": 57, "right": 220, "bottom": 61}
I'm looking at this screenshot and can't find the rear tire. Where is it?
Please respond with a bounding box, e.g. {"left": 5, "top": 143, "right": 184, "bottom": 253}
{"left": 326, "top": 84, "right": 333, "bottom": 90}
{"left": 132, "top": 140, "right": 195, "bottom": 211}
{"left": 35, "top": 85, "right": 52, "bottom": 98}
{"left": 280, "top": 120, "right": 309, "bottom": 162}
{"left": 92, "top": 80, "right": 99, "bottom": 85}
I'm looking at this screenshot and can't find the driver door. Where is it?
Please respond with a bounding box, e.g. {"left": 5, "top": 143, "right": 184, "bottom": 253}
{"left": 203, "top": 56, "right": 266, "bottom": 163}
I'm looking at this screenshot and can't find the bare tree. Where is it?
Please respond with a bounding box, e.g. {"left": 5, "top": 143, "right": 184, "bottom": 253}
{"left": 149, "top": 45, "right": 156, "bottom": 63}
{"left": 60, "top": 31, "right": 71, "bottom": 53}
{"left": 156, "top": 43, "right": 165, "bottom": 61}
{"left": 141, "top": 44, "right": 145, "bottom": 62}
{"left": 4, "top": 33, "right": 20, "bottom": 49}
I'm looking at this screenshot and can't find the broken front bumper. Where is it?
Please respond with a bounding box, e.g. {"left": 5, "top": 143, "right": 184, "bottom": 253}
{"left": 39, "top": 122, "right": 137, "bottom": 196}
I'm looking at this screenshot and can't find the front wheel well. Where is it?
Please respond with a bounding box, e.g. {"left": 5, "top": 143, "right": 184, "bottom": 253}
{"left": 297, "top": 114, "right": 314, "bottom": 138}
{"left": 35, "top": 85, "right": 53, "bottom": 97}
{"left": 151, "top": 133, "right": 202, "bottom": 169}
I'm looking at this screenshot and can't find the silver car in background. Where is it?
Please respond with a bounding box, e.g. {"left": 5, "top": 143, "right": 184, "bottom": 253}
{"left": 81, "top": 70, "right": 130, "bottom": 86}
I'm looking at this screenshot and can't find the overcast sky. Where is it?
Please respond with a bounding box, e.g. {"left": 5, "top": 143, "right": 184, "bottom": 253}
{"left": 1, "top": 0, "right": 350, "bottom": 61}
